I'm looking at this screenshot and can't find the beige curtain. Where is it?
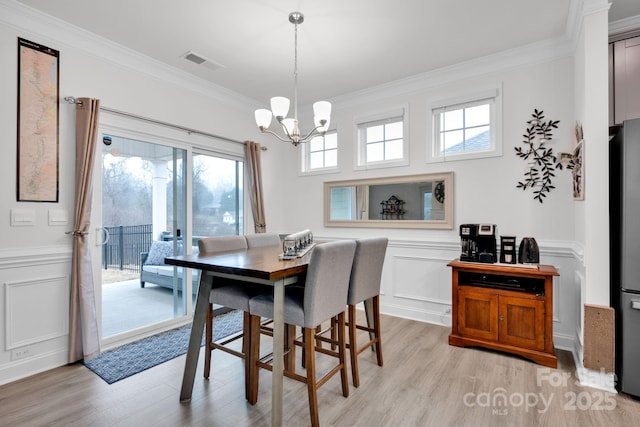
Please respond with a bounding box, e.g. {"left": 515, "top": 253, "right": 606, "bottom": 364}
{"left": 244, "top": 140, "right": 266, "bottom": 233}
{"left": 68, "top": 98, "right": 101, "bottom": 363}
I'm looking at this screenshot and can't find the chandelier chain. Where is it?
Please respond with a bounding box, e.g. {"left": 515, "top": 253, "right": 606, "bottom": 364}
{"left": 293, "top": 18, "right": 299, "bottom": 121}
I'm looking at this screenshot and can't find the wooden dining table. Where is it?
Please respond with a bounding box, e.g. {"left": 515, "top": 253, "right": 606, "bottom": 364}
{"left": 165, "top": 244, "right": 311, "bottom": 427}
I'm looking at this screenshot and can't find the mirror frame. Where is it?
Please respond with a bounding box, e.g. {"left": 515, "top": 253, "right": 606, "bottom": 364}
{"left": 323, "top": 172, "right": 454, "bottom": 229}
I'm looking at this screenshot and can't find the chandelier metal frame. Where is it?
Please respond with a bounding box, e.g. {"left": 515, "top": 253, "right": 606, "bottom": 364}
{"left": 254, "top": 12, "right": 331, "bottom": 146}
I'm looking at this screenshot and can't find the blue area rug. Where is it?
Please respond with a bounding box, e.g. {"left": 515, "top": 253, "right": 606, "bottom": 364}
{"left": 84, "top": 310, "right": 243, "bottom": 384}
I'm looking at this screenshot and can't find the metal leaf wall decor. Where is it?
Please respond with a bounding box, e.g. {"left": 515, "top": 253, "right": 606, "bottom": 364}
{"left": 514, "top": 109, "right": 563, "bottom": 203}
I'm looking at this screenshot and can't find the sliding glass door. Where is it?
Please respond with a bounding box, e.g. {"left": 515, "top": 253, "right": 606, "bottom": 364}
{"left": 90, "top": 111, "right": 246, "bottom": 348}
{"left": 92, "top": 132, "right": 189, "bottom": 343}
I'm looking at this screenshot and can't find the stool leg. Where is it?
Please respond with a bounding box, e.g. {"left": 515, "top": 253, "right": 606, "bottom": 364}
{"left": 331, "top": 316, "right": 337, "bottom": 350}
{"left": 248, "top": 314, "right": 261, "bottom": 405}
{"left": 243, "top": 313, "right": 253, "bottom": 401}
{"left": 347, "top": 304, "right": 360, "bottom": 387}
{"left": 204, "top": 303, "right": 213, "bottom": 379}
{"left": 242, "top": 311, "right": 250, "bottom": 355}
{"left": 304, "top": 327, "right": 320, "bottom": 427}
{"left": 373, "top": 295, "right": 383, "bottom": 367}
{"left": 337, "top": 311, "right": 349, "bottom": 398}
{"left": 314, "top": 325, "right": 322, "bottom": 349}
{"left": 285, "top": 324, "right": 296, "bottom": 373}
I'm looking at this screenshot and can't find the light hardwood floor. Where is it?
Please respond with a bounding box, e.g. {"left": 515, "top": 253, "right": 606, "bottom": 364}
{"left": 1, "top": 313, "right": 639, "bottom": 427}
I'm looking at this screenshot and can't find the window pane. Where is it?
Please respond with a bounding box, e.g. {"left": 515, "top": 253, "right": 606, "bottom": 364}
{"left": 309, "top": 136, "right": 324, "bottom": 152}
{"left": 443, "top": 130, "right": 464, "bottom": 151}
{"left": 325, "top": 149, "right": 337, "bottom": 167}
{"left": 309, "top": 151, "right": 324, "bottom": 169}
{"left": 423, "top": 192, "right": 433, "bottom": 220}
{"left": 324, "top": 133, "right": 338, "bottom": 150}
{"left": 465, "top": 104, "right": 490, "bottom": 127}
{"left": 366, "top": 125, "right": 384, "bottom": 143}
{"left": 330, "top": 187, "right": 353, "bottom": 220}
{"left": 443, "top": 109, "right": 463, "bottom": 131}
{"left": 385, "top": 121, "right": 403, "bottom": 140}
{"left": 385, "top": 139, "right": 403, "bottom": 160}
{"left": 192, "top": 154, "right": 243, "bottom": 237}
{"left": 367, "top": 141, "right": 384, "bottom": 162}
{"left": 464, "top": 126, "right": 490, "bottom": 150}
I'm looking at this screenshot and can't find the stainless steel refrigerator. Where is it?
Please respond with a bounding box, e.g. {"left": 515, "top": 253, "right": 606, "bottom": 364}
{"left": 610, "top": 117, "right": 640, "bottom": 398}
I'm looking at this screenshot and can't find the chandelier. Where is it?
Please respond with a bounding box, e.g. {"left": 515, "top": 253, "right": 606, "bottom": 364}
{"left": 254, "top": 12, "right": 331, "bottom": 147}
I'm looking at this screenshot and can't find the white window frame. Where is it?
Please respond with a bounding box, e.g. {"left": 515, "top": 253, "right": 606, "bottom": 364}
{"left": 299, "top": 129, "right": 339, "bottom": 175}
{"left": 427, "top": 86, "right": 502, "bottom": 163}
{"left": 354, "top": 106, "right": 409, "bottom": 170}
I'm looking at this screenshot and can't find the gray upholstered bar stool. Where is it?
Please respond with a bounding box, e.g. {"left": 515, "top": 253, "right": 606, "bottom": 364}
{"left": 247, "top": 240, "right": 356, "bottom": 427}
{"left": 245, "top": 233, "right": 281, "bottom": 248}
{"left": 198, "top": 235, "right": 259, "bottom": 398}
{"left": 345, "top": 237, "right": 388, "bottom": 387}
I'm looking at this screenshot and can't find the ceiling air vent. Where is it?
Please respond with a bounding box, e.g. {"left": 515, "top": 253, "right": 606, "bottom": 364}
{"left": 181, "top": 51, "right": 224, "bottom": 72}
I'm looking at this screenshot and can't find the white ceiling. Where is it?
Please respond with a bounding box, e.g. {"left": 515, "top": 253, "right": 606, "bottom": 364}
{"left": 16, "top": 0, "right": 640, "bottom": 106}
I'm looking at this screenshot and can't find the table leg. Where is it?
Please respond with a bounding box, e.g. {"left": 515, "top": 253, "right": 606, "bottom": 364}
{"left": 180, "top": 272, "right": 211, "bottom": 402}
{"left": 271, "top": 278, "right": 285, "bottom": 427}
{"left": 363, "top": 297, "right": 376, "bottom": 352}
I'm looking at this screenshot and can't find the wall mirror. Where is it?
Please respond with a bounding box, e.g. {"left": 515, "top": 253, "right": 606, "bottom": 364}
{"left": 324, "top": 172, "right": 454, "bottom": 229}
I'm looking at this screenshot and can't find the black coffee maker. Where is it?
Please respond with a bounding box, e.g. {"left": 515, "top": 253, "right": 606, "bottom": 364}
{"left": 460, "top": 224, "right": 497, "bottom": 263}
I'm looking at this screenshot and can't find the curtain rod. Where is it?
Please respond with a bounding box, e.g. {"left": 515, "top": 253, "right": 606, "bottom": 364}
{"left": 63, "top": 96, "right": 265, "bottom": 150}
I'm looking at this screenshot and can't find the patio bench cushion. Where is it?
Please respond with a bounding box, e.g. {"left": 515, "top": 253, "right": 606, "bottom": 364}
{"left": 140, "top": 241, "right": 199, "bottom": 292}
{"left": 144, "top": 241, "right": 176, "bottom": 265}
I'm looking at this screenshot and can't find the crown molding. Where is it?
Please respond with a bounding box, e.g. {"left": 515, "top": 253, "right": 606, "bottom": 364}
{"left": 0, "top": 0, "right": 261, "bottom": 112}
{"left": 609, "top": 14, "right": 640, "bottom": 38}
{"left": 581, "top": 0, "right": 611, "bottom": 16}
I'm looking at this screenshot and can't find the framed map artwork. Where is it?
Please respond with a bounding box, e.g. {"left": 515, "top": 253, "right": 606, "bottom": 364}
{"left": 17, "top": 38, "right": 60, "bottom": 202}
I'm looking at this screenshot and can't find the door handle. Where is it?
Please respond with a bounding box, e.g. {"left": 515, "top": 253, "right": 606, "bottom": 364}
{"left": 632, "top": 301, "right": 640, "bottom": 310}
{"left": 96, "top": 227, "right": 110, "bottom": 246}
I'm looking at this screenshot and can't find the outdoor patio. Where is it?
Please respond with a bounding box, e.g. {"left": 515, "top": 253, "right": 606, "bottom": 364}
{"left": 101, "top": 270, "right": 198, "bottom": 337}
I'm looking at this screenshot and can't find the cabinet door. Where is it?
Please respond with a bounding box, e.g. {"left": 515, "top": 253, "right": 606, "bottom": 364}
{"left": 498, "top": 295, "right": 545, "bottom": 351}
{"left": 458, "top": 287, "right": 498, "bottom": 341}
{"left": 614, "top": 36, "right": 640, "bottom": 124}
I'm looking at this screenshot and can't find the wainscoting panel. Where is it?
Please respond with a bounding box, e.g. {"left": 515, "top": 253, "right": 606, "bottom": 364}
{"left": 390, "top": 255, "right": 451, "bottom": 305}
{"left": 0, "top": 245, "right": 71, "bottom": 385}
{"left": 375, "top": 239, "right": 580, "bottom": 354}
{"left": 5, "top": 276, "right": 70, "bottom": 350}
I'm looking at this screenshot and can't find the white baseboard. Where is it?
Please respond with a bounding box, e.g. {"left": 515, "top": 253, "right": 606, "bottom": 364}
{"left": 553, "top": 332, "right": 576, "bottom": 352}
{"left": 0, "top": 348, "right": 68, "bottom": 386}
{"left": 570, "top": 347, "right": 617, "bottom": 393}
{"left": 381, "top": 302, "right": 452, "bottom": 327}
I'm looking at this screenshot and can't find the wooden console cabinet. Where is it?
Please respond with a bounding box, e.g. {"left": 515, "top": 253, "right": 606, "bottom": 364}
{"left": 448, "top": 259, "right": 559, "bottom": 368}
